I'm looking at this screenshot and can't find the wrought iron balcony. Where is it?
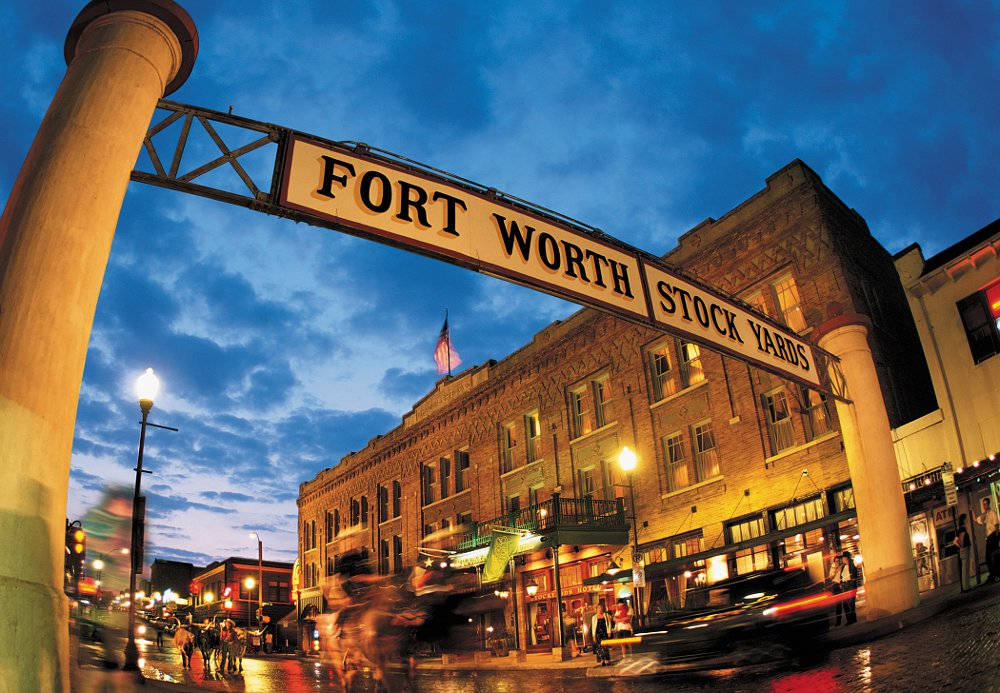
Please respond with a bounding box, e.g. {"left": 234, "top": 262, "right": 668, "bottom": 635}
{"left": 452, "top": 494, "right": 629, "bottom": 554}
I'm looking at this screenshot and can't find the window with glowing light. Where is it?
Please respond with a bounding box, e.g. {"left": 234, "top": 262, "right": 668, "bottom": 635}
{"left": 958, "top": 279, "right": 1000, "bottom": 364}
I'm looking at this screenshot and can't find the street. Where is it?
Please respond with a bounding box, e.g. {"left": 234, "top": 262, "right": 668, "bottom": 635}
{"left": 74, "top": 585, "right": 1000, "bottom": 691}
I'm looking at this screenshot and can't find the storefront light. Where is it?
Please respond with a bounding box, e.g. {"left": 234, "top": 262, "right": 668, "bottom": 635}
{"left": 526, "top": 580, "right": 539, "bottom": 597}
{"left": 957, "top": 467, "right": 964, "bottom": 474}
{"left": 853, "top": 554, "right": 863, "bottom": 565}
{"left": 908, "top": 483, "right": 917, "bottom": 491}
{"left": 973, "top": 460, "right": 981, "bottom": 468}
{"left": 683, "top": 570, "right": 692, "bottom": 578}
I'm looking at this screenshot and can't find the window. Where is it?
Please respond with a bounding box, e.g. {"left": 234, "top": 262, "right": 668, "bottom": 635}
{"left": 454, "top": 450, "right": 470, "bottom": 492}
{"left": 525, "top": 412, "right": 541, "bottom": 463}
{"left": 268, "top": 580, "right": 289, "bottom": 603}
{"left": 423, "top": 523, "right": 435, "bottom": 537}
{"left": 734, "top": 545, "right": 770, "bottom": 575}
{"left": 303, "top": 522, "right": 310, "bottom": 550}
{"left": 692, "top": 420, "right": 720, "bottom": 480}
{"left": 800, "top": 387, "right": 835, "bottom": 441}
{"left": 507, "top": 494, "right": 521, "bottom": 516}
{"left": 360, "top": 495, "right": 368, "bottom": 527}
{"left": 672, "top": 532, "right": 704, "bottom": 559}
{"left": 746, "top": 274, "right": 808, "bottom": 333}
{"left": 594, "top": 375, "right": 611, "bottom": 428}
{"left": 578, "top": 467, "right": 596, "bottom": 497}
{"left": 833, "top": 486, "right": 855, "bottom": 513}
{"left": 326, "top": 557, "right": 334, "bottom": 576}
{"left": 392, "top": 535, "right": 403, "bottom": 574}
{"left": 650, "top": 342, "right": 679, "bottom": 400}
{"left": 528, "top": 484, "right": 542, "bottom": 508}
{"left": 501, "top": 423, "right": 517, "bottom": 473}
{"left": 392, "top": 480, "right": 402, "bottom": 517}
{"left": 569, "top": 374, "right": 613, "bottom": 438}
{"left": 379, "top": 539, "right": 390, "bottom": 575}
{"left": 350, "top": 498, "right": 360, "bottom": 526}
{"left": 311, "top": 520, "right": 316, "bottom": 550}
{"left": 762, "top": 388, "right": 794, "bottom": 454}
{"left": 958, "top": 281, "right": 1000, "bottom": 364}
{"left": 772, "top": 497, "right": 826, "bottom": 530}
{"left": 325, "top": 512, "right": 333, "bottom": 542}
{"left": 457, "top": 512, "right": 472, "bottom": 527}
{"left": 679, "top": 342, "right": 705, "bottom": 388}
{"left": 422, "top": 465, "right": 435, "bottom": 504}
{"left": 378, "top": 485, "right": 389, "bottom": 523}
{"left": 334, "top": 509, "right": 340, "bottom": 537}
{"left": 772, "top": 273, "right": 807, "bottom": 332}
{"left": 662, "top": 431, "right": 694, "bottom": 491}
{"left": 439, "top": 457, "right": 451, "bottom": 499}
{"left": 726, "top": 516, "right": 765, "bottom": 544}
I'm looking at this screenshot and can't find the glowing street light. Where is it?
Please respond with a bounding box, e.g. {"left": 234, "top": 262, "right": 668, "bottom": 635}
{"left": 525, "top": 580, "right": 539, "bottom": 597}
{"left": 617, "top": 445, "right": 644, "bottom": 628}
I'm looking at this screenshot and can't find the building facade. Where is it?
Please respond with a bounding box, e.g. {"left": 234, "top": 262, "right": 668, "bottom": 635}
{"left": 149, "top": 558, "right": 199, "bottom": 601}
{"left": 189, "top": 557, "right": 293, "bottom": 627}
{"left": 298, "top": 160, "right": 937, "bottom": 653}
{"left": 893, "top": 218, "right": 1000, "bottom": 591}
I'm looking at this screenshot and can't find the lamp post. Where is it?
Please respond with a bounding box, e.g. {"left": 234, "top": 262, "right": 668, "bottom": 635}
{"left": 250, "top": 532, "right": 263, "bottom": 628}
{"left": 244, "top": 577, "right": 256, "bottom": 629}
{"left": 617, "top": 445, "right": 643, "bottom": 629}
{"left": 123, "top": 368, "right": 159, "bottom": 672}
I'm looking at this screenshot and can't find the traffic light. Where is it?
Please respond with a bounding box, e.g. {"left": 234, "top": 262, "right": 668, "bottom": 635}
{"left": 64, "top": 521, "right": 86, "bottom": 595}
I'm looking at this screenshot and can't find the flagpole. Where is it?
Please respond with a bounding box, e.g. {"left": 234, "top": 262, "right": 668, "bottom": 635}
{"left": 446, "top": 309, "right": 452, "bottom": 377}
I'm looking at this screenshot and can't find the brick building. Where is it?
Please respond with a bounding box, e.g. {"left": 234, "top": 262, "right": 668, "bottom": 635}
{"left": 297, "top": 160, "right": 936, "bottom": 653}
{"left": 189, "top": 557, "right": 293, "bottom": 627}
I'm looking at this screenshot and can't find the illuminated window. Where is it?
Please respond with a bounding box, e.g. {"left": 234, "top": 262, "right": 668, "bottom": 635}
{"left": 734, "top": 545, "right": 770, "bottom": 575}
{"left": 680, "top": 342, "right": 705, "bottom": 388}
{"left": 762, "top": 388, "right": 794, "bottom": 454}
{"left": 392, "top": 481, "right": 401, "bottom": 517}
{"left": 501, "top": 422, "right": 517, "bottom": 473}
{"left": 692, "top": 420, "right": 720, "bottom": 480}
{"left": 958, "top": 280, "right": 1000, "bottom": 364}
{"left": 800, "top": 387, "right": 835, "bottom": 441}
{"left": 771, "top": 497, "right": 826, "bottom": 530}
{"left": 772, "top": 274, "right": 807, "bottom": 332}
{"left": 662, "top": 431, "right": 694, "bottom": 491}
{"left": 672, "top": 532, "right": 704, "bottom": 559}
{"left": 439, "top": 457, "right": 451, "bottom": 499}
{"left": 525, "top": 412, "right": 541, "bottom": 463}
{"left": 454, "top": 451, "right": 470, "bottom": 492}
{"left": 649, "top": 342, "right": 677, "bottom": 400}
{"left": 569, "top": 374, "right": 613, "bottom": 438}
{"left": 726, "top": 516, "right": 765, "bottom": 544}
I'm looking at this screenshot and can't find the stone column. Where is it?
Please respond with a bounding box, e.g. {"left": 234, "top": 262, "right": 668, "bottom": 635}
{"left": 815, "top": 312, "right": 918, "bottom": 620}
{"left": 0, "top": 2, "right": 196, "bottom": 689}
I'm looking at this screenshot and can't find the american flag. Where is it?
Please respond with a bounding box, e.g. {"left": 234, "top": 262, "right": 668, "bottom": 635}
{"left": 434, "top": 314, "right": 461, "bottom": 375}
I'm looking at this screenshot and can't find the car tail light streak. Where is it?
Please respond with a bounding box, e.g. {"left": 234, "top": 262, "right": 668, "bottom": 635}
{"left": 762, "top": 589, "right": 856, "bottom": 617}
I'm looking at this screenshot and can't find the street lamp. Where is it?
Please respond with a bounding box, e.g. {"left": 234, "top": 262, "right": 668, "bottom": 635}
{"left": 123, "top": 368, "right": 159, "bottom": 673}
{"left": 249, "top": 532, "right": 263, "bottom": 629}
{"left": 525, "top": 579, "right": 539, "bottom": 597}
{"left": 606, "top": 559, "right": 622, "bottom": 576}
{"left": 244, "top": 577, "right": 256, "bottom": 629}
{"left": 617, "top": 445, "right": 643, "bottom": 628}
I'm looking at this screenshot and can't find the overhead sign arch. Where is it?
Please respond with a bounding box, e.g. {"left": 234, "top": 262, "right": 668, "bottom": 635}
{"left": 133, "top": 100, "right": 839, "bottom": 395}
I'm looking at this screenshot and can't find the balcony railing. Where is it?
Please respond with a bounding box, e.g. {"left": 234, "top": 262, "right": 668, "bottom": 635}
{"left": 453, "top": 495, "right": 627, "bottom": 553}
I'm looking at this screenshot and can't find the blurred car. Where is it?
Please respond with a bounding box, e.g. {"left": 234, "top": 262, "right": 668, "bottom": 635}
{"left": 609, "top": 567, "right": 842, "bottom": 669}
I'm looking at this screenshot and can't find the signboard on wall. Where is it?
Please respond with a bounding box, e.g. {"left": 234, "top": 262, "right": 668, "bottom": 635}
{"left": 279, "top": 137, "right": 823, "bottom": 389}
{"left": 942, "top": 470, "right": 958, "bottom": 507}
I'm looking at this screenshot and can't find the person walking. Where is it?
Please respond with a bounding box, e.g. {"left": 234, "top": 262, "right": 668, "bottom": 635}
{"left": 591, "top": 603, "right": 613, "bottom": 666}
{"left": 974, "top": 497, "right": 999, "bottom": 581}
{"left": 155, "top": 625, "right": 164, "bottom": 649}
{"left": 613, "top": 598, "right": 634, "bottom": 657}
{"left": 955, "top": 514, "right": 973, "bottom": 591}
{"left": 173, "top": 624, "right": 194, "bottom": 668}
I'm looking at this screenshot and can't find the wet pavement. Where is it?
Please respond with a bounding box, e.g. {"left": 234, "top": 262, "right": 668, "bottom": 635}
{"left": 74, "top": 585, "right": 1000, "bottom": 691}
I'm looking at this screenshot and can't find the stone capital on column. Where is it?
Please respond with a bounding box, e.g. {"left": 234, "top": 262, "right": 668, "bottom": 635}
{"left": 65, "top": 0, "right": 198, "bottom": 96}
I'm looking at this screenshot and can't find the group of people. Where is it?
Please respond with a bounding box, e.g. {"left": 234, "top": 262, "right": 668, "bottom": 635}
{"left": 169, "top": 618, "right": 260, "bottom": 675}
{"left": 953, "top": 496, "right": 999, "bottom": 591}
{"left": 586, "top": 599, "right": 634, "bottom": 666}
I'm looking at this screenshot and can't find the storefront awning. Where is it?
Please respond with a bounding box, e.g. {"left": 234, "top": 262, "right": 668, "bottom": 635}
{"left": 644, "top": 508, "right": 858, "bottom": 581}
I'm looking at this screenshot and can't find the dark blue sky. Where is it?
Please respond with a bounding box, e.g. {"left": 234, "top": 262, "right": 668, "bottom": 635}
{"left": 2, "top": 1, "right": 997, "bottom": 567}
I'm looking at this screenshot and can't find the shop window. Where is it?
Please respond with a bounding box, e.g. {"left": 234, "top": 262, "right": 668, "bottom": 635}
{"left": 958, "top": 281, "right": 1000, "bottom": 364}
{"left": 726, "top": 516, "right": 765, "bottom": 544}
{"left": 672, "top": 531, "right": 704, "bottom": 559}
{"left": 501, "top": 422, "right": 517, "bottom": 473}
{"left": 455, "top": 450, "right": 470, "bottom": 492}
{"left": 762, "top": 388, "right": 794, "bottom": 454}
{"left": 525, "top": 412, "right": 541, "bottom": 463}
{"left": 692, "top": 420, "right": 720, "bottom": 480}
{"left": 734, "top": 545, "right": 770, "bottom": 575}
{"left": 832, "top": 486, "right": 855, "bottom": 513}
{"left": 662, "top": 431, "right": 694, "bottom": 491}
{"left": 772, "top": 497, "right": 826, "bottom": 531}
{"left": 392, "top": 480, "right": 401, "bottom": 517}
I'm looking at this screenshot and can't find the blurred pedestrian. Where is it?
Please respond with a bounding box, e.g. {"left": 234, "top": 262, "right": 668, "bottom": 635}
{"left": 591, "top": 603, "right": 613, "bottom": 666}
{"left": 974, "top": 497, "right": 998, "bottom": 582}
{"left": 613, "top": 598, "right": 633, "bottom": 656}
{"left": 954, "top": 514, "right": 972, "bottom": 591}
{"left": 155, "top": 625, "right": 163, "bottom": 649}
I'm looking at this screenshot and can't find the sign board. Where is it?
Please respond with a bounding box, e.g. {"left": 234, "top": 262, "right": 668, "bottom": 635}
{"left": 632, "top": 560, "right": 646, "bottom": 588}
{"left": 278, "top": 137, "right": 821, "bottom": 389}
{"left": 942, "top": 470, "right": 958, "bottom": 507}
